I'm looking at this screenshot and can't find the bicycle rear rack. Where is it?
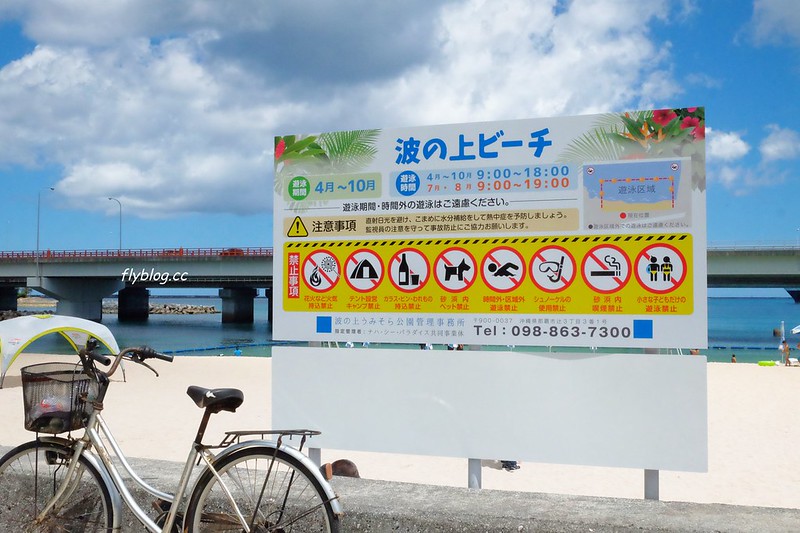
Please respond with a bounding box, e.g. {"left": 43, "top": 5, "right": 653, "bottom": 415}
{"left": 218, "top": 429, "right": 321, "bottom": 452}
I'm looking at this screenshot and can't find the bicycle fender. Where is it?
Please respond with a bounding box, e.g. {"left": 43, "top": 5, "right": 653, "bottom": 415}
{"left": 29, "top": 437, "right": 124, "bottom": 530}
{"left": 200, "top": 440, "right": 343, "bottom": 517}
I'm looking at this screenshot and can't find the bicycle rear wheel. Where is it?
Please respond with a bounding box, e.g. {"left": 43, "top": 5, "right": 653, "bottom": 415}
{"left": 186, "top": 445, "right": 339, "bottom": 532}
{"left": 0, "top": 440, "right": 114, "bottom": 532}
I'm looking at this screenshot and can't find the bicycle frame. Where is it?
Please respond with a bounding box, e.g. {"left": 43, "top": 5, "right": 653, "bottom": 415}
{"left": 33, "top": 407, "right": 342, "bottom": 532}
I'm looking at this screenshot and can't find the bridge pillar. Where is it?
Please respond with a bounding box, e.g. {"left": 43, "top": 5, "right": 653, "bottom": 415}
{"left": 118, "top": 286, "right": 150, "bottom": 321}
{"left": 31, "top": 277, "right": 124, "bottom": 322}
{"left": 219, "top": 287, "right": 257, "bottom": 323}
{"left": 787, "top": 290, "right": 800, "bottom": 303}
{"left": 0, "top": 287, "right": 17, "bottom": 312}
{"left": 265, "top": 286, "right": 273, "bottom": 326}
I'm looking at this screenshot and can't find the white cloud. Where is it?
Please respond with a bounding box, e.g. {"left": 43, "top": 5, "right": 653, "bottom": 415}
{"left": 750, "top": 0, "right": 800, "bottom": 45}
{"left": 760, "top": 124, "right": 800, "bottom": 161}
{"left": 0, "top": 0, "right": 691, "bottom": 218}
{"left": 706, "top": 128, "right": 750, "bottom": 162}
{"left": 712, "top": 163, "right": 787, "bottom": 195}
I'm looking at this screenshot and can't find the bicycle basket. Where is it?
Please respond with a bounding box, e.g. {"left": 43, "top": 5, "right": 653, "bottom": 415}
{"left": 20, "top": 362, "right": 106, "bottom": 434}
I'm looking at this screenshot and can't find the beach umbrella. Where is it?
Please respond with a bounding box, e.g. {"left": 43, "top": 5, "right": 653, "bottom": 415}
{"left": 0, "top": 314, "right": 120, "bottom": 387}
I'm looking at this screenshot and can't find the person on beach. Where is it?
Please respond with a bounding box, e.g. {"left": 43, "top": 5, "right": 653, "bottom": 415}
{"left": 781, "top": 341, "right": 791, "bottom": 366}
{"left": 731, "top": 354, "right": 736, "bottom": 363}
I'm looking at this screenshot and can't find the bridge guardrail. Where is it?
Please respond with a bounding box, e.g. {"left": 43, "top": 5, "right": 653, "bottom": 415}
{"left": 0, "top": 247, "right": 273, "bottom": 261}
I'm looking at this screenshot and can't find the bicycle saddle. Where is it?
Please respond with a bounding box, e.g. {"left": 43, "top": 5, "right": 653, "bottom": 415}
{"left": 186, "top": 386, "right": 244, "bottom": 413}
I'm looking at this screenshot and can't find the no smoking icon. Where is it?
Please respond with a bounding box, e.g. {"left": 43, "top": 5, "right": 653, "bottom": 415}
{"left": 434, "top": 247, "right": 476, "bottom": 293}
{"left": 581, "top": 244, "right": 630, "bottom": 294}
{"left": 481, "top": 246, "right": 525, "bottom": 293}
{"left": 530, "top": 246, "right": 576, "bottom": 293}
{"left": 302, "top": 250, "right": 340, "bottom": 293}
{"left": 634, "top": 243, "right": 687, "bottom": 294}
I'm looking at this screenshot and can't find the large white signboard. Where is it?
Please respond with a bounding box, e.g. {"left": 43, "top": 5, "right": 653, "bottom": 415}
{"left": 273, "top": 347, "right": 709, "bottom": 472}
{"left": 273, "top": 108, "right": 707, "bottom": 348}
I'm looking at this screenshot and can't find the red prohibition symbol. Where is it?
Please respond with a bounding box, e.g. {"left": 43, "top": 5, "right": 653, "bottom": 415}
{"left": 530, "top": 245, "right": 576, "bottom": 293}
{"left": 302, "top": 250, "right": 341, "bottom": 293}
{"left": 389, "top": 248, "right": 430, "bottom": 293}
{"left": 345, "top": 248, "right": 384, "bottom": 293}
{"left": 434, "top": 247, "right": 477, "bottom": 293}
{"left": 581, "top": 244, "right": 630, "bottom": 294}
{"left": 481, "top": 246, "right": 525, "bottom": 293}
{"left": 634, "top": 243, "right": 687, "bottom": 294}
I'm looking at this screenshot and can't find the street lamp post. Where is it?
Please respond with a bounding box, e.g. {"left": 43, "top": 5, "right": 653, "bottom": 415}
{"left": 108, "top": 197, "right": 122, "bottom": 252}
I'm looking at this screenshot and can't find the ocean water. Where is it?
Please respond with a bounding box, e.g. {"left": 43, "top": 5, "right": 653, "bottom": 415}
{"left": 18, "top": 296, "right": 800, "bottom": 364}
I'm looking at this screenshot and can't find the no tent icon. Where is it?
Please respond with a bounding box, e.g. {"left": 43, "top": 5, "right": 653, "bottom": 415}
{"left": 345, "top": 249, "right": 384, "bottom": 293}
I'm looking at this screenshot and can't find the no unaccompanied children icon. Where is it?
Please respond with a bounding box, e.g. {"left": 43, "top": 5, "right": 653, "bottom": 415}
{"left": 634, "top": 243, "right": 687, "bottom": 294}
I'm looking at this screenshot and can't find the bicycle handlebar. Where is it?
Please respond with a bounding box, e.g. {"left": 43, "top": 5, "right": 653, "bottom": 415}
{"left": 132, "top": 346, "right": 174, "bottom": 363}
{"left": 77, "top": 341, "right": 173, "bottom": 380}
{"left": 89, "top": 351, "right": 112, "bottom": 366}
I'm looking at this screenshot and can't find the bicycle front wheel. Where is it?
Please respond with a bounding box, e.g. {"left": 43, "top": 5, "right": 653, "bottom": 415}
{"left": 186, "top": 446, "right": 339, "bottom": 532}
{"left": 0, "top": 440, "right": 114, "bottom": 532}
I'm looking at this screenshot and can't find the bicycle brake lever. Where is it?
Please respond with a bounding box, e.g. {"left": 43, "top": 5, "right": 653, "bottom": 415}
{"left": 130, "top": 355, "right": 160, "bottom": 377}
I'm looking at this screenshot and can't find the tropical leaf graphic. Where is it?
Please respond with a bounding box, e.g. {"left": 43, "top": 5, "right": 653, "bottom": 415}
{"left": 319, "top": 129, "right": 380, "bottom": 173}
{"left": 558, "top": 108, "right": 706, "bottom": 191}
{"left": 273, "top": 129, "right": 381, "bottom": 212}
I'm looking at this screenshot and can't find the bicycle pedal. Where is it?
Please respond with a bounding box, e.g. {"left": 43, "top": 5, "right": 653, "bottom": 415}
{"left": 154, "top": 511, "right": 183, "bottom": 533}
{"left": 152, "top": 498, "right": 171, "bottom": 513}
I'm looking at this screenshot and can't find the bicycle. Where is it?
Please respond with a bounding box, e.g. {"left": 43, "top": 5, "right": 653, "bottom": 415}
{"left": 0, "top": 339, "right": 342, "bottom": 532}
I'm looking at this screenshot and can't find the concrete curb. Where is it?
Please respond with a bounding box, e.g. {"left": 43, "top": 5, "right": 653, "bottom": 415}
{"left": 2, "top": 447, "right": 799, "bottom": 532}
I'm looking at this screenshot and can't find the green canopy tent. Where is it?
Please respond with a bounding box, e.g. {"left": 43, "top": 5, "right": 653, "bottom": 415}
{"left": 0, "top": 315, "right": 120, "bottom": 388}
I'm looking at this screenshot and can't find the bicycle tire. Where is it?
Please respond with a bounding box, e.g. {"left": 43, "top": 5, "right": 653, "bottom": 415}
{"left": 185, "top": 445, "right": 340, "bottom": 532}
{"left": 0, "top": 440, "right": 114, "bottom": 532}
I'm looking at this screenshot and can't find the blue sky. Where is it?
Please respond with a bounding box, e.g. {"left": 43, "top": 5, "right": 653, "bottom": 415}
{"left": 0, "top": 0, "right": 798, "bottom": 253}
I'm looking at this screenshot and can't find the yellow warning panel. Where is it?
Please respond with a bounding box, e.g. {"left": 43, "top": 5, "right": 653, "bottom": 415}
{"left": 283, "top": 233, "right": 694, "bottom": 316}
{"left": 282, "top": 207, "right": 578, "bottom": 238}
{"left": 287, "top": 216, "right": 308, "bottom": 237}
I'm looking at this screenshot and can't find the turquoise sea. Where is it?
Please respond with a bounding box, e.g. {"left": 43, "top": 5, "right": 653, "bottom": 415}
{"left": 19, "top": 296, "right": 800, "bottom": 364}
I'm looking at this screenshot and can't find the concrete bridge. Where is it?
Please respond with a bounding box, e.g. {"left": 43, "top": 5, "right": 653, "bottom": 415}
{"left": 0, "top": 247, "right": 272, "bottom": 322}
{"left": 0, "top": 244, "right": 797, "bottom": 321}
{"left": 706, "top": 244, "right": 800, "bottom": 300}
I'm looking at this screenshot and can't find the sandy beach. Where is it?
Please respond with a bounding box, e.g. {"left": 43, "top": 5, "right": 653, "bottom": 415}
{"left": 1, "top": 354, "right": 799, "bottom": 510}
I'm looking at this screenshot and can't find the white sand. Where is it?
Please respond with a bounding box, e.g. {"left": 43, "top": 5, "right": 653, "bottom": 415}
{"left": 1, "top": 355, "right": 799, "bottom": 509}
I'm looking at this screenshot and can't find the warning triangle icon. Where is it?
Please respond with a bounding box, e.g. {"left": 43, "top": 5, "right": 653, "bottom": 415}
{"left": 287, "top": 216, "right": 309, "bottom": 237}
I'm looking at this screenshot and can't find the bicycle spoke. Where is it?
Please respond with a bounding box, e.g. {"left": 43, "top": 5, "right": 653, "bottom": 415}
{"left": 187, "top": 447, "right": 337, "bottom": 532}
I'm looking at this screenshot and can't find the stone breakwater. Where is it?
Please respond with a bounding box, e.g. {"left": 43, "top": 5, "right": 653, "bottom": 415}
{"left": 3, "top": 298, "right": 219, "bottom": 318}
{"left": 0, "top": 309, "right": 49, "bottom": 320}
{"left": 102, "top": 303, "right": 219, "bottom": 315}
